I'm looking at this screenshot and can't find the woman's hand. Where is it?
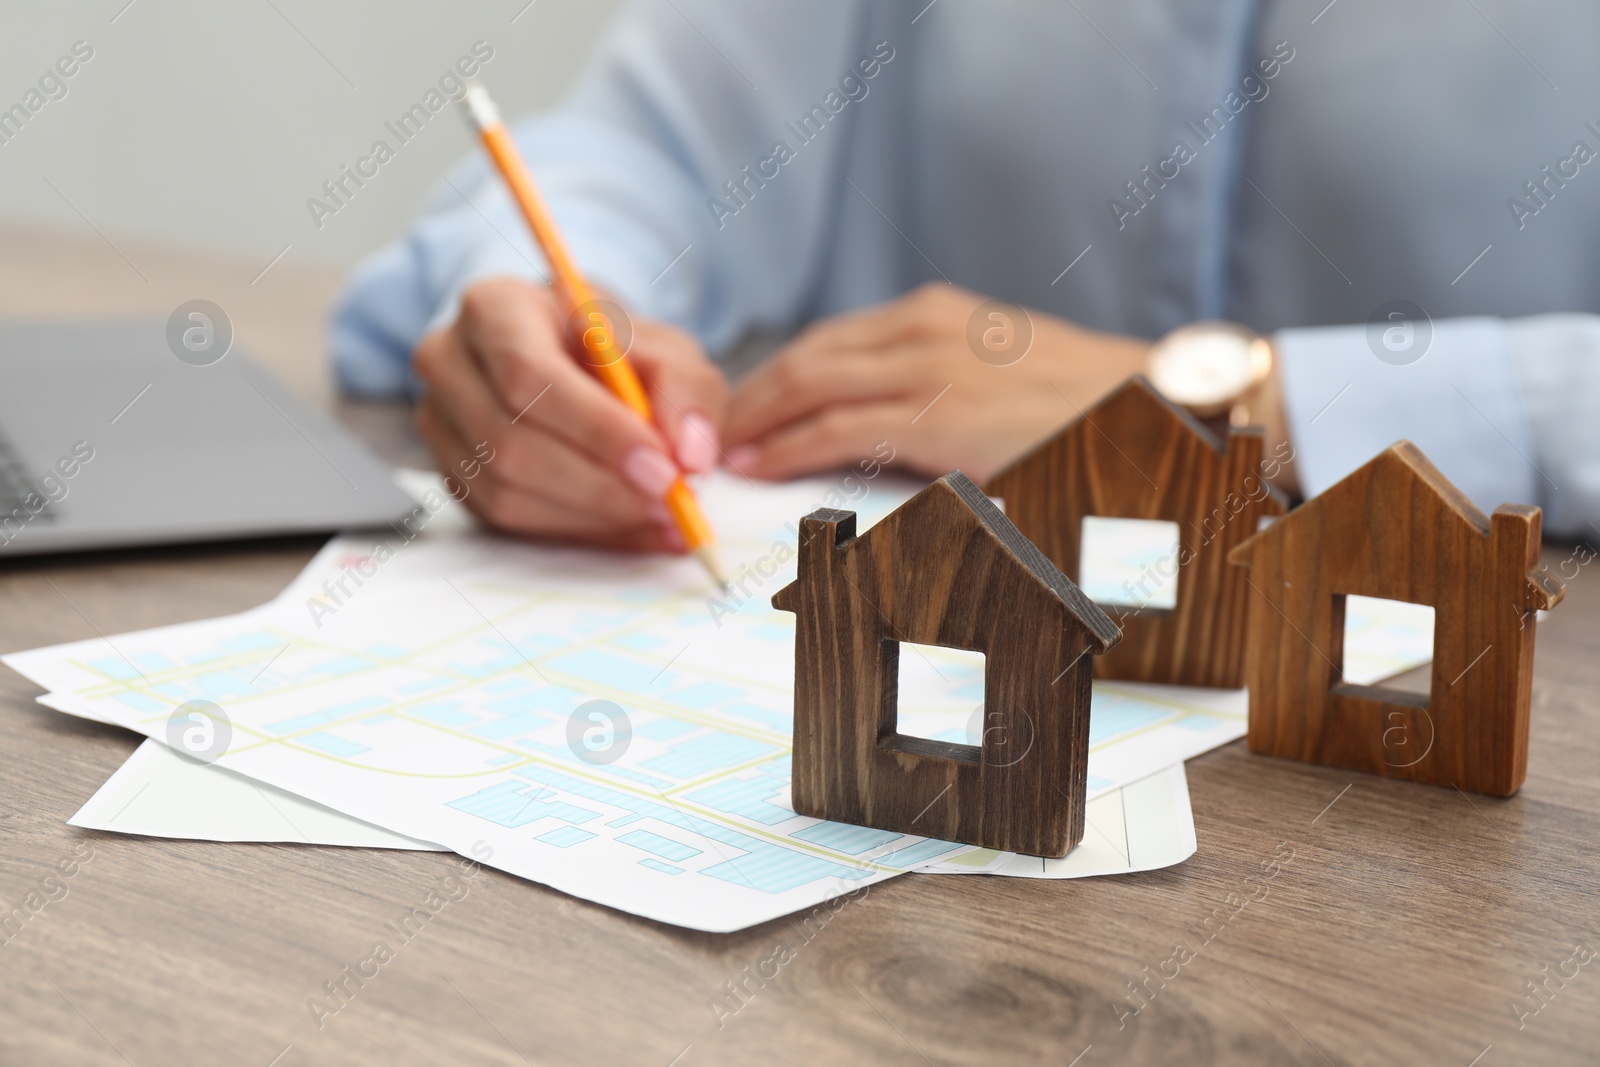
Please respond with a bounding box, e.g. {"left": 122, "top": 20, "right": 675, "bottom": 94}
{"left": 413, "top": 277, "right": 729, "bottom": 551}
{"left": 723, "top": 283, "right": 1151, "bottom": 482}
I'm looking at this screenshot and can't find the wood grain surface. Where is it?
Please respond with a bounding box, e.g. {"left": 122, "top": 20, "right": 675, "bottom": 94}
{"left": 1, "top": 229, "right": 1599, "bottom": 1065}
{"left": 1229, "top": 442, "right": 1565, "bottom": 797}
{"left": 772, "top": 474, "right": 1118, "bottom": 857}
{"left": 983, "top": 377, "right": 1286, "bottom": 690}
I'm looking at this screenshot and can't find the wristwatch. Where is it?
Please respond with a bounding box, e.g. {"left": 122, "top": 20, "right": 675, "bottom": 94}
{"left": 1145, "top": 321, "right": 1274, "bottom": 427}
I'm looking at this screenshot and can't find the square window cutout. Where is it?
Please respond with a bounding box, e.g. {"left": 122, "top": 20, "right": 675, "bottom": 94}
{"left": 892, "top": 641, "right": 985, "bottom": 756}
{"left": 1077, "top": 516, "right": 1181, "bottom": 611}
{"left": 1334, "top": 594, "right": 1435, "bottom": 698}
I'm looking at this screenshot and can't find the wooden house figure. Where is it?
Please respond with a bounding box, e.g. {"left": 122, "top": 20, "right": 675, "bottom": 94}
{"left": 982, "top": 376, "right": 1287, "bottom": 689}
{"left": 771, "top": 471, "right": 1120, "bottom": 857}
{"left": 1227, "top": 441, "right": 1564, "bottom": 796}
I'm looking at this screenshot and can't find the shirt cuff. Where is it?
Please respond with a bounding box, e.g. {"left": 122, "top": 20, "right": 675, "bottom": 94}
{"left": 1504, "top": 314, "right": 1600, "bottom": 538}
{"left": 1273, "top": 316, "right": 1540, "bottom": 518}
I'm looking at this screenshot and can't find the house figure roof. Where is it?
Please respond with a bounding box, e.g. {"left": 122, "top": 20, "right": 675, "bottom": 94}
{"left": 772, "top": 470, "right": 1120, "bottom": 651}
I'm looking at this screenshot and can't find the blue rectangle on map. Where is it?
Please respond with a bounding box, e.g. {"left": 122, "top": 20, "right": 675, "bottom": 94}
{"left": 411, "top": 700, "right": 472, "bottom": 727}
{"left": 448, "top": 780, "right": 600, "bottom": 827}
{"left": 619, "top": 830, "right": 701, "bottom": 862}
{"left": 642, "top": 735, "right": 777, "bottom": 779}
{"left": 536, "top": 826, "right": 596, "bottom": 848}
{"left": 472, "top": 711, "right": 548, "bottom": 740}
{"left": 718, "top": 703, "right": 791, "bottom": 734}
{"left": 543, "top": 649, "right": 661, "bottom": 691}
{"left": 1088, "top": 700, "right": 1170, "bottom": 744}
{"left": 791, "top": 821, "right": 901, "bottom": 854}
{"left": 874, "top": 839, "right": 959, "bottom": 868}
{"left": 663, "top": 680, "right": 744, "bottom": 708}
{"left": 635, "top": 718, "right": 694, "bottom": 741}
{"left": 685, "top": 776, "right": 794, "bottom": 825}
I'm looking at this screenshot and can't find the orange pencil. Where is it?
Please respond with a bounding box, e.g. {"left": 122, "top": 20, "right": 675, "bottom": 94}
{"left": 460, "top": 85, "right": 728, "bottom": 590}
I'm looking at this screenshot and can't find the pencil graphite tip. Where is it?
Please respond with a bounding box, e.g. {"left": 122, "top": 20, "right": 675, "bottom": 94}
{"left": 693, "top": 545, "right": 731, "bottom": 593}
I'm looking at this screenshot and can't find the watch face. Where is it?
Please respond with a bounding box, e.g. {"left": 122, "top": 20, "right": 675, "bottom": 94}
{"left": 1147, "top": 322, "right": 1269, "bottom": 411}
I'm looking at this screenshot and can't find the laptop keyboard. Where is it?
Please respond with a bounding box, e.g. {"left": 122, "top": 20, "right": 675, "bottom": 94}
{"left": 0, "top": 430, "right": 56, "bottom": 524}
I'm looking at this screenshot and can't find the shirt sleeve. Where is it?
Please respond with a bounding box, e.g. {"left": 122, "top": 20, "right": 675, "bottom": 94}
{"left": 329, "top": 0, "right": 878, "bottom": 398}
{"left": 1503, "top": 314, "right": 1600, "bottom": 539}
{"left": 1273, "top": 316, "right": 1543, "bottom": 521}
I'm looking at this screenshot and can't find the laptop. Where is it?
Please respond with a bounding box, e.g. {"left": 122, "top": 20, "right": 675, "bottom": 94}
{"left": 0, "top": 319, "right": 418, "bottom": 557}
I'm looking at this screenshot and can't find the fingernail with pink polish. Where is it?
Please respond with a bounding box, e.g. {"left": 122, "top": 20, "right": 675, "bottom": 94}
{"left": 621, "top": 446, "right": 679, "bottom": 498}
{"left": 726, "top": 445, "right": 759, "bottom": 472}
{"left": 678, "top": 412, "right": 720, "bottom": 474}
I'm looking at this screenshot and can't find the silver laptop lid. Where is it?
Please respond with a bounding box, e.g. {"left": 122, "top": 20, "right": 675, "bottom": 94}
{"left": 0, "top": 318, "right": 418, "bottom": 557}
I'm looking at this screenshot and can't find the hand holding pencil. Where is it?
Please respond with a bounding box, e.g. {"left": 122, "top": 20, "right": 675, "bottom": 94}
{"left": 410, "top": 86, "right": 730, "bottom": 586}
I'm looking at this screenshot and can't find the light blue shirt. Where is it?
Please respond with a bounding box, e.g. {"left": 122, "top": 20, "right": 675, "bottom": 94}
{"left": 332, "top": 0, "right": 1600, "bottom": 536}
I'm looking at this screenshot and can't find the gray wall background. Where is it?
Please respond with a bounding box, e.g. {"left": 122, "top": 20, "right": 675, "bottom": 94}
{"left": 0, "top": 0, "right": 621, "bottom": 268}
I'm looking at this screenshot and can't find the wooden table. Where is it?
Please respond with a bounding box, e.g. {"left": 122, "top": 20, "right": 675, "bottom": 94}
{"left": 2, "top": 228, "right": 1597, "bottom": 1066}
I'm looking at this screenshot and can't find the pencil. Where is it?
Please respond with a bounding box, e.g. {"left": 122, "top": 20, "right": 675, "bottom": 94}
{"left": 459, "top": 84, "right": 729, "bottom": 591}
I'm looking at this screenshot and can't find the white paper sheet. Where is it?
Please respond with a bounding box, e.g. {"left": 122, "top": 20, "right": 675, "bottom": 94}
{"left": 64, "top": 731, "right": 441, "bottom": 850}
{"left": 7, "top": 473, "right": 1264, "bottom": 930}
{"left": 68, "top": 720, "right": 1193, "bottom": 882}
{"left": 929, "top": 762, "right": 1196, "bottom": 878}
{"left": 3, "top": 476, "right": 951, "bottom": 931}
